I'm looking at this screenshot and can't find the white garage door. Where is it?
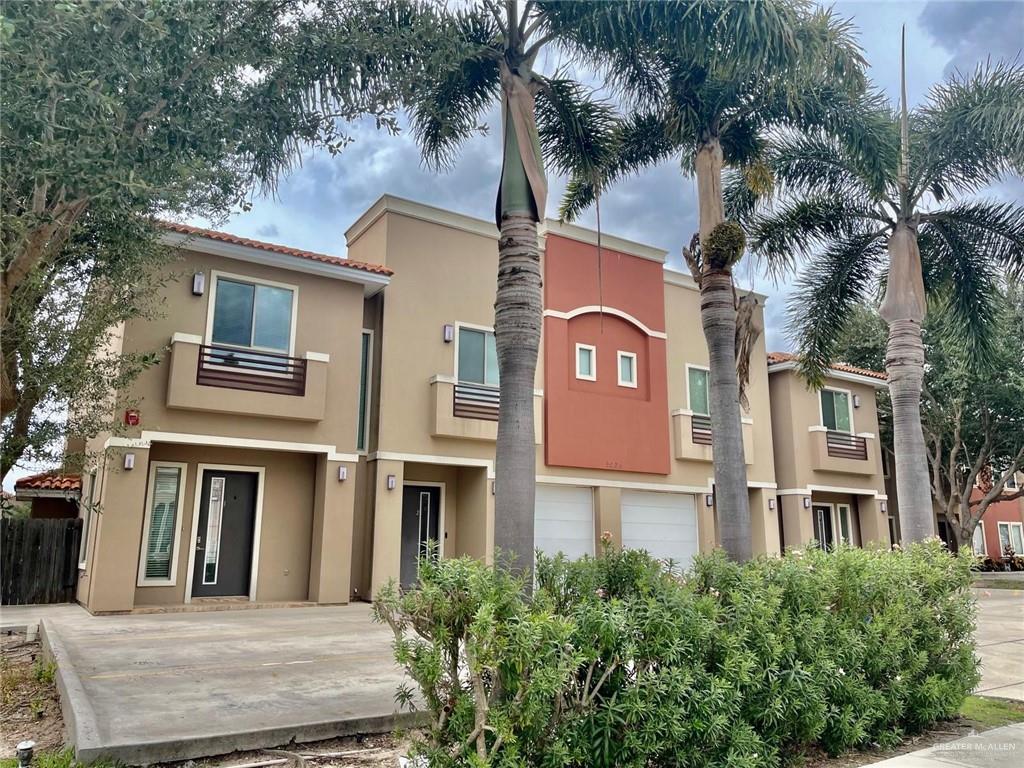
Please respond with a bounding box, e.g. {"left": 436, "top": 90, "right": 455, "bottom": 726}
{"left": 621, "top": 491, "right": 698, "bottom": 568}
{"left": 535, "top": 485, "right": 595, "bottom": 561}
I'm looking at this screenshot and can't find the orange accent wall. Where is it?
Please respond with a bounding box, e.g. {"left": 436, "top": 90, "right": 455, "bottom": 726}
{"left": 973, "top": 488, "right": 1024, "bottom": 558}
{"left": 543, "top": 234, "right": 670, "bottom": 474}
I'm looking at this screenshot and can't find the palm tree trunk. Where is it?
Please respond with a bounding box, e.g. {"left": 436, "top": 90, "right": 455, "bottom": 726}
{"left": 879, "top": 223, "right": 934, "bottom": 543}
{"left": 493, "top": 212, "right": 541, "bottom": 571}
{"left": 694, "top": 138, "right": 751, "bottom": 561}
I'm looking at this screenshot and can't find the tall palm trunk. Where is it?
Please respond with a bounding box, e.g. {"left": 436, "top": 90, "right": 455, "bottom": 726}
{"left": 694, "top": 138, "right": 752, "bottom": 561}
{"left": 879, "top": 222, "right": 934, "bottom": 543}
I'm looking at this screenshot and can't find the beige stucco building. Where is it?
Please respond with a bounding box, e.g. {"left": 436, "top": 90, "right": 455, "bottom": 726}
{"left": 73, "top": 195, "right": 888, "bottom": 614}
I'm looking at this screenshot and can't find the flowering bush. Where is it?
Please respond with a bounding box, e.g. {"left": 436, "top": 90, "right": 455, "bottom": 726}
{"left": 375, "top": 540, "right": 978, "bottom": 767}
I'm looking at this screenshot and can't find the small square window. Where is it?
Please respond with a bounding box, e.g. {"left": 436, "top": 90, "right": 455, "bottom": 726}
{"left": 575, "top": 343, "right": 596, "bottom": 381}
{"left": 617, "top": 351, "right": 637, "bottom": 388}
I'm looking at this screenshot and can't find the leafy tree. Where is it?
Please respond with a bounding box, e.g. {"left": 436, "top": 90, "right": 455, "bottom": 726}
{"left": 740, "top": 56, "right": 1024, "bottom": 543}
{"left": 556, "top": 0, "right": 872, "bottom": 560}
{"left": 309, "top": 0, "right": 619, "bottom": 569}
{"left": 0, "top": 0, "right": 419, "bottom": 480}
{"left": 833, "top": 296, "right": 1024, "bottom": 551}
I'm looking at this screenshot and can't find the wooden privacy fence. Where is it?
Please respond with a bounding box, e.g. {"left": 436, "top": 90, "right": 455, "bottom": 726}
{"left": 1, "top": 517, "right": 82, "bottom": 605}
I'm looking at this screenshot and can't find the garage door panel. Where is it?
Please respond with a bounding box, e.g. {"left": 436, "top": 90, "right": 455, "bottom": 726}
{"left": 535, "top": 485, "right": 594, "bottom": 561}
{"left": 620, "top": 491, "right": 698, "bottom": 567}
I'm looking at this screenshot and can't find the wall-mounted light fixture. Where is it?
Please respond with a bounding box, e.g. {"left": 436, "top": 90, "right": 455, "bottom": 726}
{"left": 880, "top": 500, "right": 887, "bottom": 514}
{"left": 768, "top": 498, "right": 776, "bottom": 510}
{"left": 338, "top": 466, "right": 348, "bottom": 481}
{"left": 192, "top": 272, "right": 205, "bottom": 296}
{"left": 802, "top": 497, "right": 811, "bottom": 509}
{"left": 705, "top": 494, "right": 714, "bottom": 508}
{"left": 386, "top": 474, "right": 397, "bottom": 490}
{"left": 853, "top": 394, "right": 862, "bottom": 408}
{"left": 443, "top": 324, "right": 455, "bottom": 343}
{"left": 123, "top": 453, "right": 135, "bottom": 470}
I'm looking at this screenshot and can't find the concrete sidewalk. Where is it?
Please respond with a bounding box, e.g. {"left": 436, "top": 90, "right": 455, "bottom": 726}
{"left": 973, "top": 588, "right": 1024, "bottom": 701}
{"left": 0, "top": 603, "right": 89, "bottom": 633}
{"left": 41, "top": 603, "right": 416, "bottom": 765}
{"left": 867, "top": 724, "right": 1023, "bottom": 768}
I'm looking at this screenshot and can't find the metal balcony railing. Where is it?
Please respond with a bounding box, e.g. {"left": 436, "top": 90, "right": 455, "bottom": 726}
{"left": 691, "top": 413, "right": 713, "bottom": 445}
{"left": 825, "top": 430, "right": 868, "bottom": 460}
{"left": 453, "top": 382, "right": 500, "bottom": 421}
{"left": 196, "top": 345, "right": 307, "bottom": 396}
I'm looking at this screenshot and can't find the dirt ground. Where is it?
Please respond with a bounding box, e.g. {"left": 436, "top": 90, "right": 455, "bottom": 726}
{"left": 0, "top": 633, "right": 65, "bottom": 757}
{"left": 157, "top": 733, "right": 409, "bottom": 768}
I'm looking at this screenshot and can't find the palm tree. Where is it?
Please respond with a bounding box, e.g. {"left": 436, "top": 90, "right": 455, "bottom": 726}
{"left": 325, "top": 0, "right": 617, "bottom": 569}
{"left": 737, "top": 58, "right": 1024, "bottom": 543}
{"left": 556, "top": 0, "right": 871, "bottom": 561}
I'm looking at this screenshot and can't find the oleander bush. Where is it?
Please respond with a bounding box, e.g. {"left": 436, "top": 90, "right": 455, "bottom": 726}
{"left": 375, "top": 540, "right": 978, "bottom": 767}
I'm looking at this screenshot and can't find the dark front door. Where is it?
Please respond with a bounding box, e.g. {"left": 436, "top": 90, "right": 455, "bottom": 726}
{"left": 400, "top": 485, "right": 441, "bottom": 589}
{"left": 812, "top": 504, "right": 835, "bottom": 550}
{"left": 192, "top": 470, "right": 257, "bottom": 598}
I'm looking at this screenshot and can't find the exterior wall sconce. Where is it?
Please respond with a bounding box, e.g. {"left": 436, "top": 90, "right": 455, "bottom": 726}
{"left": 704, "top": 494, "right": 714, "bottom": 508}
{"left": 123, "top": 453, "right": 135, "bottom": 470}
{"left": 802, "top": 497, "right": 811, "bottom": 509}
{"left": 768, "top": 498, "right": 776, "bottom": 510}
{"left": 192, "top": 272, "right": 205, "bottom": 296}
{"left": 853, "top": 394, "right": 862, "bottom": 408}
{"left": 880, "top": 500, "right": 887, "bottom": 513}
{"left": 443, "top": 324, "right": 455, "bottom": 343}
{"left": 386, "top": 474, "right": 397, "bottom": 490}
{"left": 338, "top": 466, "right": 348, "bottom": 481}
{"left": 491, "top": 481, "right": 496, "bottom": 495}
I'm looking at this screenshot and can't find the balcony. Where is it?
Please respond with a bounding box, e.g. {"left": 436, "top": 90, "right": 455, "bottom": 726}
{"left": 167, "top": 333, "right": 328, "bottom": 421}
{"left": 430, "top": 375, "right": 541, "bottom": 443}
{"left": 809, "top": 427, "right": 878, "bottom": 475}
{"left": 671, "top": 410, "right": 753, "bottom": 464}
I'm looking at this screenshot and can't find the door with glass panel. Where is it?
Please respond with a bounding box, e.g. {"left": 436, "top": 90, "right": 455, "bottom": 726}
{"left": 399, "top": 485, "right": 441, "bottom": 589}
{"left": 191, "top": 470, "right": 258, "bottom": 598}
{"left": 812, "top": 504, "right": 835, "bottom": 549}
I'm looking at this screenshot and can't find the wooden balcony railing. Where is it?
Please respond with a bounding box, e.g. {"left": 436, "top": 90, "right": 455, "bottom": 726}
{"left": 691, "top": 413, "right": 713, "bottom": 445}
{"left": 453, "top": 382, "right": 500, "bottom": 421}
{"left": 196, "top": 345, "right": 307, "bottom": 396}
{"left": 826, "top": 430, "right": 867, "bottom": 460}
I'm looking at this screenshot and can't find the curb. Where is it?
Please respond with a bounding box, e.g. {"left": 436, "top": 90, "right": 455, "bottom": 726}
{"left": 40, "top": 619, "right": 104, "bottom": 759}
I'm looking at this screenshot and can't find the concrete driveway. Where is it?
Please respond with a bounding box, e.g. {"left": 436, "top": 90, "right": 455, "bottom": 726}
{"left": 42, "top": 604, "right": 413, "bottom": 765}
{"left": 973, "top": 588, "right": 1024, "bottom": 701}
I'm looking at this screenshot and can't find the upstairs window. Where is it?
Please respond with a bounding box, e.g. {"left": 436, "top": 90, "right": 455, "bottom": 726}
{"left": 820, "top": 388, "right": 852, "bottom": 432}
{"left": 575, "top": 343, "right": 596, "bottom": 381}
{"left": 458, "top": 327, "right": 499, "bottom": 387}
{"left": 687, "top": 366, "right": 710, "bottom": 416}
{"left": 211, "top": 275, "right": 295, "bottom": 354}
{"left": 617, "top": 351, "right": 637, "bottom": 388}
{"left": 972, "top": 523, "right": 986, "bottom": 556}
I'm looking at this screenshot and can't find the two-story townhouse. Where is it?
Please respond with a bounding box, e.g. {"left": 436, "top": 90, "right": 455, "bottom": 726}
{"left": 766, "top": 352, "right": 891, "bottom": 550}
{"left": 344, "top": 196, "right": 781, "bottom": 598}
{"left": 76, "top": 224, "right": 391, "bottom": 613}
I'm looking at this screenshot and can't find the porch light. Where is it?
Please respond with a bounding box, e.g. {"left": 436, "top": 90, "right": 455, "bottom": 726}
{"left": 704, "top": 494, "right": 714, "bottom": 508}
{"left": 192, "top": 272, "right": 205, "bottom": 296}
{"left": 386, "top": 474, "right": 396, "bottom": 490}
{"left": 443, "top": 324, "right": 455, "bottom": 343}
{"left": 768, "top": 498, "right": 776, "bottom": 510}
{"left": 803, "top": 497, "right": 811, "bottom": 509}
{"left": 123, "top": 453, "right": 135, "bottom": 470}
{"left": 880, "top": 501, "right": 887, "bottom": 513}
{"left": 338, "top": 466, "right": 348, "bottom": 481}
{"left": 491, "top": 481, "right": 496, "bottom": 495}
{"left": 853, "top": 394, "right": 862, "bottom": 408}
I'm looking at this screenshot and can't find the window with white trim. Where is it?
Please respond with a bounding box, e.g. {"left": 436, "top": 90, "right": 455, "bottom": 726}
{"left": 972, "top": 523, "right": 986, "bottom": 556}
{"left": 457, "top": 327, "right": 499, "bottom": 386}
{"left": 687, "top": 366, "right": 710, "bottom": 416}
{"left": 357, "top": 330, "right": 372, "bottom": 452}
{"left": 139, "top": 463, "right": 186, "bottom": 585}
{"left": 209, "top": 274, "right": 296, "bottom": 366}
{"left": 575, "top": 343, "right": 596, "bottom": 381}
{"left": 820, "top": 388, "right": 853, "bottom": 432}
{"left": 78, "top": 470, "right": 97, "bottom": 568}
{"left": 617, "top": 351, "right": 637, "bottom": 388}
{"left": 998, "top": 521, "right": 1024, "bottom": 556}
{"left": 1006, "top": 471, "right": 1019, "bottom": 490}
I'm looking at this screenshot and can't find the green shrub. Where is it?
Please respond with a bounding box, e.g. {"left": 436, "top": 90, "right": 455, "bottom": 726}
{"left": 376, "top": 540, "right": 978, "bottom": 767}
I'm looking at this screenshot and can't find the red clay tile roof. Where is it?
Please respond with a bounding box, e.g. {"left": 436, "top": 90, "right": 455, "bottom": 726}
{"left": 767, "top": 351, "right": 887, "bottom": 381}
{"left": 15, "top": 472, "right": 82, "bottom": 493}
{"left": 160, "top": 221, "right": 393, "bottom": 277}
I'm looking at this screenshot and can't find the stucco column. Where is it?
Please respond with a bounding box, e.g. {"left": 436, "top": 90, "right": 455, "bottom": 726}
{"left": 594, "top": 486, "right": 622, "bottom": 553}
{"left": 750, "top": 488, "right": 781, "bottom": 556}
{"left": 454, "top": 466, "right": 492, "bottom": 563}
{"left": 308, "top": 456, "right": 356, "bottom": 604}
{"left": 858, "top": 496, "right": 891, "bottom": 548}
{"left": 370, "top": 459, "right": 404, "bottom": 598}
{"left": 84, "top": 446, "right": 151, "bottom": 613}
{"left": 780, "top": 494, "right": 814, "bottom": 550}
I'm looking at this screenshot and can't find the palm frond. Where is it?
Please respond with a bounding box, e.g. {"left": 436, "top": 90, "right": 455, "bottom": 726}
{"left": 787, "top": 232, "right": 887, "bottom": 386}
{"left": 534, "top": 77, "right": 618, "bottom": 180}
{"left": 916, "top": 61, "right": 1024, "bottom": 199}
{"left": 558, "top": 110, "right": 678, "bottom": 221}
{"left": 407, "top": 9, "right": 501, "bottom": 170}
{"left": 923, "top": 200, "right": 1024, "bottom": 280}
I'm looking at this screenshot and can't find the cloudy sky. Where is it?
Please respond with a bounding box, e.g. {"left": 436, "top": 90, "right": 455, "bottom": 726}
{"left": 191, "top": 0, "right": 1023, "bottom": 355}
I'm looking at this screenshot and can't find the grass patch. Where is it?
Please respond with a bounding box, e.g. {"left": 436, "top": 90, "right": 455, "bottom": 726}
{"left": 959, "top": 695, "right": 1024, "bottom": 728}
{"left": 0, "top": 749, "right": 118, "bottom": 768}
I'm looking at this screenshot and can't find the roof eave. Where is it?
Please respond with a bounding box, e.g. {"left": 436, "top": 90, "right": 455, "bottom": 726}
{"left": 767, "top": 360, "right": 888, "bottom": 389}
